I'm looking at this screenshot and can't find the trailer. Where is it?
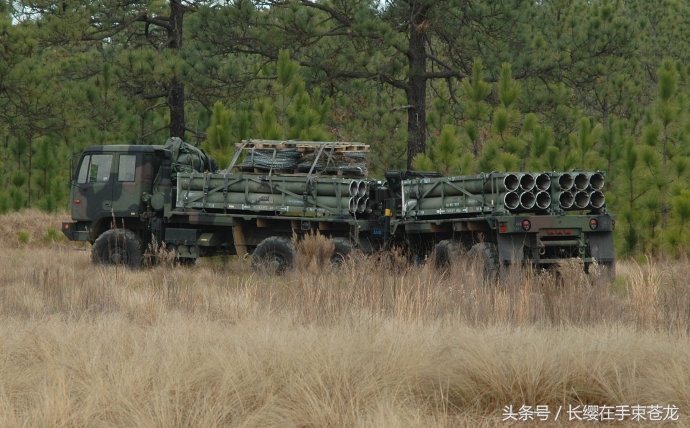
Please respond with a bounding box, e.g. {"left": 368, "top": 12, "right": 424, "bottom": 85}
{"left": 62, "top": 139, "right": 615, "bottom": 279}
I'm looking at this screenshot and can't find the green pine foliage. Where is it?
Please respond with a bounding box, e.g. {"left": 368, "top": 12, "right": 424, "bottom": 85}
{"left": 202, "top": 51, "right": 333, "bottom": 165}
{"left": 5, "top": 1, "right": 690, "bottom": 257}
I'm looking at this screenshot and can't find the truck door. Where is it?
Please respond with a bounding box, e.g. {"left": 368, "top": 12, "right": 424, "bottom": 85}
{"left": 71, "top": 152, "right": 115, "bottom": 222}
{"left": 110, "top": 152, "right": 147, "bottom": 216}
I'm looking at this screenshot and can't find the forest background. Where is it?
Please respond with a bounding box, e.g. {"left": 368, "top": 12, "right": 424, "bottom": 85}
{"left": 1, "top": 0, "right": 689, "bottom": 258}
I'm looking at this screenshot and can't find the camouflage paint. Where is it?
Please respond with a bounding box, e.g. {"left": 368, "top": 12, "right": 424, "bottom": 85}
{"left": 62, "top": 142, "right": 615, "bottom": 271}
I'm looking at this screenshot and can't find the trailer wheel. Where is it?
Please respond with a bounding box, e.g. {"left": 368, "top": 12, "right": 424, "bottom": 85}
{"left": 91, "top": 229, "right": 143, "bottom": 268}
{"left": 433, "top": 240, "right": 462, "bottom": 270}
{"left": 331, "top": 238, "right": 353, "bottom": 266}
{"left": 467, "top": 242, "right": 499, "bottom": 282}
{"left": 251, "top": 236, "right": 296, "bottom": 274}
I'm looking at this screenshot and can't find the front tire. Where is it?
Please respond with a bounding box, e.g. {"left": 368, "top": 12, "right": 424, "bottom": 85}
{"left": 251, "top": 236, "right": 296, "bottom": 274}
{"left": 91, "top": 229, "right": 144, "bottom": 268}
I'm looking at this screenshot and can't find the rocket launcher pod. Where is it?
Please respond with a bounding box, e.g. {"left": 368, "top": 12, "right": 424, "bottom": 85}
{"left": 406, "top": 191, "right": 521, "bottom": 214}
{"left": 357, "top": 181, "right": 368, "bottom": 197}
{"left": 504, "top": 173, "right": 520, "bottom": 192}
{"left": 349, "top": 180, "right": 359, "bottom": 196}
{"left": 589, "top": 172, "right": 605, "bottom": 190}
{"left": 535, "top": 173, "right": 551, "bottom": 191}
{"left": 409, "top": 196, "right": 484, "bottom": 211}
{"left": 558, "top": 173, "right": 574, "bottom": 191}
{"left": 504, "top": 192, "right": 521, "bottom": 210}
{"left": 356, "top": 196, "right": 368, "bottom": 213}
{"left": 535, "top": 191, "right": 552, "bottom": 210}
{"left": 520, "top": 173, "right": 536, "bottom": 192}
{"left": 589, "top": 190, "right": 605, "bottom": 209}
{"left": 574, "top": 172, "right": 589, "bottom": 191}
{"left": 178, "top": 173, "right": 363, "bottom": 198}
{"left": 520, "top": 191, "right": 537, "bottom": 210}
{"left": 574, "top": 191, "right": 590, "bottom": 209}
{"left": 403, "top": 172, "right": 522, "bottom": 199}
{"left": 349, "top": 197, "right": 357, "bottom": 212}
{"left": 178, "top": 190, "right": 353, "bottom": 213}
{"left": 559, "top": 191, "right": 575, "bottom": 209}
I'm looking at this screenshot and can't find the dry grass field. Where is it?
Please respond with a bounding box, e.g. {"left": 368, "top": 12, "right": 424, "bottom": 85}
{"left": 0, "top": 210, "right": 689, "bottom": 427}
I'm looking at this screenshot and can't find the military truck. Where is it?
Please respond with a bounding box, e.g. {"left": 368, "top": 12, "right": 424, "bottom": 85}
{"left": 61, "top": 138, "right": 615, "bottom": 279}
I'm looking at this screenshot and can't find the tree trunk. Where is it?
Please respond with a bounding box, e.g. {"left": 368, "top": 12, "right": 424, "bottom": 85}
{"left": 168, "top": 0, "right": 185, "bottom": 139}
{"left": 406, "top": 3, "right": 430, "bottom": 170}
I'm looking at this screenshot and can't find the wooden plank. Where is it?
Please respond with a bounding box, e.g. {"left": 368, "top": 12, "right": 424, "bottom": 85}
{"left": 237, "top": 140, "right": 367, "bottom": 150}
{"left": 232, "top": 223, "right": 248, "bottom": 257}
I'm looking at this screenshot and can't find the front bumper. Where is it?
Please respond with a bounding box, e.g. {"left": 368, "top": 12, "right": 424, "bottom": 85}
{"left": 61, "top": 222, "right": 91, "bottom": 242}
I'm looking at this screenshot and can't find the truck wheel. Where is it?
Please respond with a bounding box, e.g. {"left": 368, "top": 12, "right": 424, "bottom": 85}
{"left": 251, "top": 236, "right": 296, "bottom": 274}
{"left": 91, "top": 229, "right": 143, "bottom": 268}
{"left": 433, "top": 240, "right": 462, "bottom": 270}
{"left": 467, "top": 242, "right": 499, "bottom": 282}
{"left": 331, "top": 237, "right": 353, "bottom": 266}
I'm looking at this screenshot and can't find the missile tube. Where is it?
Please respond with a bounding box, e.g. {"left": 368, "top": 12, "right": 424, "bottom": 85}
{"left": 558, "top": 173, "right": 574, "bottom": 191}
{"left": 403, "top": 172, "right": 523, "bottom": 198}
{"left": 519, "top": 191, "right": 536, "bottom": 210}
{"left": 178, "top": 174, "right": 367, "bottom": 198}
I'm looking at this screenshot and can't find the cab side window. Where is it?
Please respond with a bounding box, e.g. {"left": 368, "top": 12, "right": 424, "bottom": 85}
{"left": 118, "top": 154, "right": 137, "bottom": 182}
{"left": 77, "top": 154, "right": 113, "bottom": 184}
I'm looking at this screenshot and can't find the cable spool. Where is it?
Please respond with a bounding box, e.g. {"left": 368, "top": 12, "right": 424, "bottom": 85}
{"left": 240, "top": 149, "right": 301, "bottom": 170}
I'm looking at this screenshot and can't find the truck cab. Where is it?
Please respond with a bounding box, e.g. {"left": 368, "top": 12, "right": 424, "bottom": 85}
{"left": 62, "top": 145, "right": 163, "bottom": 244}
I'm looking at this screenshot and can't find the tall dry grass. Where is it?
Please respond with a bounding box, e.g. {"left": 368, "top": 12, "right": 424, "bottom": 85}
{"left": 0, "top": 210, "right": 689, "bottom": 426}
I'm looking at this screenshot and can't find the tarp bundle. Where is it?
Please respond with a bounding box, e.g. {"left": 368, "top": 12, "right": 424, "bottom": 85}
{"left": 164, "top": 137, "right": 217, "bottom": 173}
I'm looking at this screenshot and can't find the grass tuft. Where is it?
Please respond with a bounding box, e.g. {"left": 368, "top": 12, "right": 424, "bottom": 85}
{"left": 1, "top": 211, "right": 689, "bottom": 426}
{"left": 295, "top": 231, "right": 334, "bottom": 274}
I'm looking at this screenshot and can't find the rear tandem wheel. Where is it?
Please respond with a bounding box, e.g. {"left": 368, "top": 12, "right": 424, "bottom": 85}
{"left": 251, "top": 236, "right": 296, "bottom": 274}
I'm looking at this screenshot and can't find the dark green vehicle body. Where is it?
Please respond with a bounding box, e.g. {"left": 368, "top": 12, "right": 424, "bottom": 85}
{"left": 63, "top": 145, "right": 165, "bottom": 243}
{"left": 62, "top": 140, "right": 615, "bottom": 277}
